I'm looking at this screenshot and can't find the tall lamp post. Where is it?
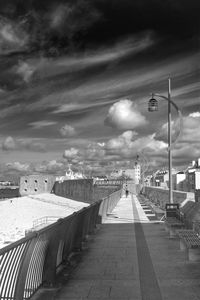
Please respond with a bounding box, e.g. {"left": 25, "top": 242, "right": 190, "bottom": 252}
{"left": 148, "top": 78, "right": 182, "bottom": 204}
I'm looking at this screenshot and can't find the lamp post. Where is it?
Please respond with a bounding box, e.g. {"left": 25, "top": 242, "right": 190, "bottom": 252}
{"left": 148, "top": 78, "right": 182, "bottom": 204}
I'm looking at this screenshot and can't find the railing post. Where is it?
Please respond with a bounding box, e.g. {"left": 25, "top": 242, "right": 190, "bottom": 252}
{"left": 42, "top": 229, "right": 60, "bottom": 287}
{"left": 14, "top": 235, "right": 37, "bottom": 300}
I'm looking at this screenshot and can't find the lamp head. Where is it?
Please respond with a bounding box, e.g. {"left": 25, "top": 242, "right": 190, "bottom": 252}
{"left": 148, "top": 95, "right": 158, "bottom": 112}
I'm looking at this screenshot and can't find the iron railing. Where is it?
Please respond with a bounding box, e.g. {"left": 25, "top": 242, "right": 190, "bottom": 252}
{"left": 0, "top": 200, "right": 101, "bottom": 300}
{"left": 99, "top": 189, "right": 122, "bottom": 219}
{"left": 32, "top": 216, "right": 61, "bottom": 229}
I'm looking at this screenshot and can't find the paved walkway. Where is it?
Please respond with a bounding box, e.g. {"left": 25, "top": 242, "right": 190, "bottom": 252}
{"left": 34, "top": 192, "right": 200, "bottom": 300}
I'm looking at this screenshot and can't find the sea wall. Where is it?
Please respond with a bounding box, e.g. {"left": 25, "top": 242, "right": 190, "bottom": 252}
{"left": 143, "top": 186, "right": 194, "bottom": 209}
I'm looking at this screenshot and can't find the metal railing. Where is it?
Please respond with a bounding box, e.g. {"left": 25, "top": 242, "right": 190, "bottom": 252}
{"left": 0, "top": 200, "right": 101, "bottom": 300}
{"left": 32, "top": 216, "right": 61, "bottom": 229}
{"left": 98, "top": 189, "right": 122, "bottom": 219}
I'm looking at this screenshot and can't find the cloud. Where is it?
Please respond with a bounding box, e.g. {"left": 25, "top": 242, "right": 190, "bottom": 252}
{"left": 16, "top": 61, "right": 35, "bottom": 83}
{"left": 39, "top": 160, "right": 65, "bottom": 173}
{"left": 2, "top": 136, "right": 16, "bottom": 151}
{"left": 63, "top": 147, "right": 79, "bottom": 159}
{"left": 59, "top": 124, "right": 76, "bottom": 137}
{"left": 48, "top": 0, "right": 101, "bottom": 49}
{"left": 19, "top": 140, "right": 46, "bottom": 152}
{"left": 0, "top": 17, "right": 28, "bottom": 55}
{"left": 2, "top": 136, "right": 46, "bottom": 152}
{"left": 105, "top": 99, "right": 148, "bottom": 130}
{"left": 81, "top": 143, "right": 105, "bottom": 161}
{"left": 6, "top": 161, "right": 31, "bottom": 172}
{"left": 155, "top": 113, "right": 200, "bottom": 144}
{"left": 189, "top": 112, "right": 200, "bottom": 118}
{"left": 29, "top": 120, "right": 57, "bottom": 129}
{"left": 105, "top": 131, "right": 167, "bottom": 160}
{"left": 106, "top": 131, "right": 138, "bottom": 150}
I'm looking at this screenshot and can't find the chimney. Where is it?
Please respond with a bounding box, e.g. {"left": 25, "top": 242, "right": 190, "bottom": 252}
{"left": 192, "top": 160, "right": 195, "bottom": 167}
{"left": 198, "top": 158, "right": 200, "bottom": 167}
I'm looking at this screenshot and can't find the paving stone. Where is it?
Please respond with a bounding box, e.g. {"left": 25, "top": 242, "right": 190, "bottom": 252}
{"left": 110, "top": 280, "right": 140, "bottom": 298}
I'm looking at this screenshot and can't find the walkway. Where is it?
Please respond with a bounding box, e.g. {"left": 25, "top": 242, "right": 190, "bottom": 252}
{"left": 34, "top": 193, "right": 200, "bottom": 300}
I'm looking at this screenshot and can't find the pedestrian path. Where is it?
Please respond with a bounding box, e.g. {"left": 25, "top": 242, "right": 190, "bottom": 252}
{"left": 34, "top": 193, "right": 200, "bottom": 300}
{"left": 104, "top": 193, "right": 149, "bottom": 223}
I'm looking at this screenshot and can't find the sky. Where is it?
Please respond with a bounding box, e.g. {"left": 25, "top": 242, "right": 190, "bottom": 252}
{"left": 0, "top": 0, "right": 199, "bottom": 181}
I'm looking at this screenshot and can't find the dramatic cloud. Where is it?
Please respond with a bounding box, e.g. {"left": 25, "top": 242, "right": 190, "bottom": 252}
{"left": 105, "top": 99, "right": 148, "bottom": 130}
{"left": 155, "top": 113, "right": 200, "bottom": 144}
{"left": 0, "top": 0, "right": 199, "bottom": 175}
{"left": 105, "top": 131, "right": 167, "bottom": 159}
{"left": 106, "top": 131, "right": 138, "bottom": 150}
{"left": 60, "top": 124, "right": 76, "bottom": 137}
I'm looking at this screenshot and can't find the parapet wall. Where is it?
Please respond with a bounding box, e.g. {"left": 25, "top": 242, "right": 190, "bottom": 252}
{"left": 143, "top": 186, "right": 194, "bottom": 209}
{"left": 19, "top": 176, "right": 122, "bottom": 204}
{"left": 53, "top": 180, "right": 121, "bottom": 204}
{"left": 52, "top": 179, "right": 94, "bottom": 203}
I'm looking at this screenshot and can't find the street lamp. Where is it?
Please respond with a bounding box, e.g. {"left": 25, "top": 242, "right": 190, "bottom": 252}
{"left": 148, "top": 78, "right": 182, "bottom": 204}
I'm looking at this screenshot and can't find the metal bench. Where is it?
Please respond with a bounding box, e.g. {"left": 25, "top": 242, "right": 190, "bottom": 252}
{"left": 165, "top": 216, "right": 185, "bottom": 237}
{"left": 177, "top": 229, "right": 200, "bottom": 261}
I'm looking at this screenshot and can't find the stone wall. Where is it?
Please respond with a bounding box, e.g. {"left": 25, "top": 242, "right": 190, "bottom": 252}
{"left": 20, "top": 175, "right": 56, "bottom": 196}
{"left": 53, "top": 179, "right": 121, "bottom": 204}
{"left": 52, "top": 179, "right": 94, "bottom": 203}
{"left": 20, "top": 176, "right": 121, "bottom": 204}
{"left": 143, "top": 186, "right": 194, "bottom": 209}
{"left": 0, "top": 187, "right": 19, "bottom": 199}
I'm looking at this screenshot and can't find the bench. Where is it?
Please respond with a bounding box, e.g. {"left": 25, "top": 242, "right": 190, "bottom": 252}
{"left": 177, "top": 228, "right": 200, "bottom": 261}
{"left": 164, "top": 204, "right": 186, "bottom": 237}
{"left": 165, "top": 217, "right": 185, "bottom": 237}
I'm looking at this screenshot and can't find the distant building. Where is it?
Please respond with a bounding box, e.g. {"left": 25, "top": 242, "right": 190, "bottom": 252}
{"left": 150, "top": 169, "right": 177, "bottom": 188}
{"left": 110, "top": 161, "right": 141, "bottom": 183}
{"left": 184, "top": 158, "right": 200, "bottom": 192}
{"left": 172, "top": 172, "right": 186, "bottom": 191}
{"left": 110, "top": 169, "right": 123, "bottom": 179}
{"left": 56, "top": 165, "right": 86, "bottom": 182}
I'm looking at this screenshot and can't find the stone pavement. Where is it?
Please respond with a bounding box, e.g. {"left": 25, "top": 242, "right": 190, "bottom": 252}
{"left": 34, "top": 192, "right": 200, "bottom": 300}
